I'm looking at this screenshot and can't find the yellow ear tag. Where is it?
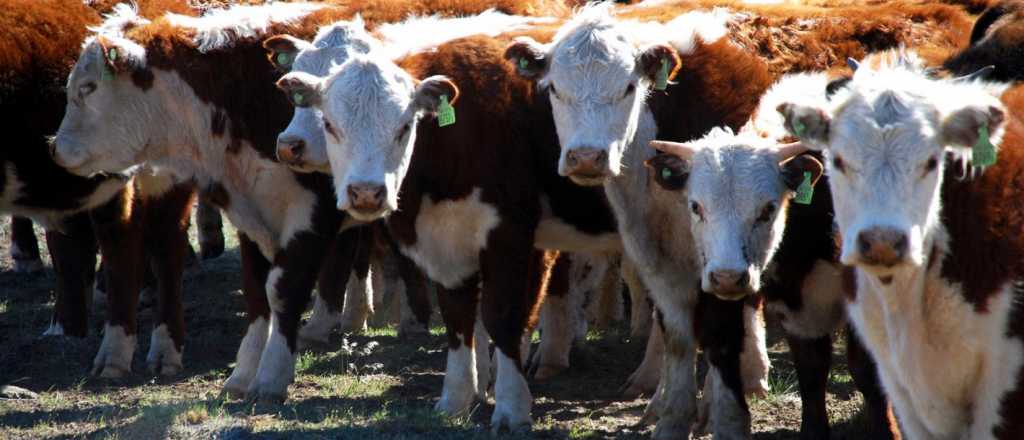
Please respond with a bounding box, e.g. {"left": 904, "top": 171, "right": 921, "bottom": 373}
{"left": 794, "top": 171, "right": 814, "bottom": 205}
{"left": 654, "top": 58, "right": 669, "bottom": 91}
{"left": 437, "top": 94, "right": 455, "bottom": 128}
{"left": 973, "top": 123, "right": 997, "bottom": 167}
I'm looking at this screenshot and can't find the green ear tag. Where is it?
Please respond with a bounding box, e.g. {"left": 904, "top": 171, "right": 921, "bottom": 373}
{"left": 276, "top": 52, "right": 291, "bottom": 66}
{"left": 293, "top": 92, "right": 304, "bottom": 106}
{"left": 973, "top": 123, "right": 997, "bottom": 167}
{"left": 794, "top": 171, "right": 814, "bottom": 205}
{"left": 437, "top": 94, "right": 456, "bottom": 127}
{"left": 108, "top": 48, "right": 118, "bottom": 61}
{"left": 654, "top": 57, "right": 669, "bottom": 91}
{"left": 792, "top": 120, "right": 806, "bottom": 138}
{"left": 661, "top": 167, "right": 672, "bottom": 180}
{"left": 519, "top": 57, "right": 529, "bottom": 70}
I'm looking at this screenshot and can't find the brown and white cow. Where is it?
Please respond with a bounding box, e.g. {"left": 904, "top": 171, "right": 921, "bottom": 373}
{"left": 778, "top": 49, "right": 1024, "bottom": 439}
{"left": 945, "top": 0, "right": 1024, "bottom": 82}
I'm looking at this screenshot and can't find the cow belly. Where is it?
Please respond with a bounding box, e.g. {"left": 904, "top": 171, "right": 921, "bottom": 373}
{"left": 535, "top": 217, "right": 621, "bottom": 253}
{"left": 848, "top": 276, "right": 1024, "bottom": 438}
{"left": 401, "top": 189, "right": 500, "bottom": 289}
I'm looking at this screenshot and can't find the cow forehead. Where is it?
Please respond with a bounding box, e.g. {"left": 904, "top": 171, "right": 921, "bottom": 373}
{"left": 546, "top": 21, "right": 639, "bottom": 91}
{"left": 323, "top": 59, "right": 414, "bottom": 130}
{"left": 689, "top": 145, "right": 783, "bottom": 210}
{"left": 831, "top": 93, "right": 939, "bottom": 163}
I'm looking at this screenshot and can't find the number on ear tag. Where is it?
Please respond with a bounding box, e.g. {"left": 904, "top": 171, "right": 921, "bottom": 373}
{"left": 794, "top": 171, "right": 814, "bottom": 205}
{"left": 654, "top": 58, "right": 669, "bottom": 91}
{"left": 437, "top": 95, "right": 456, "bottom": 127}
{"left": 973, "top": 123, "right": 997, "bottom": 167}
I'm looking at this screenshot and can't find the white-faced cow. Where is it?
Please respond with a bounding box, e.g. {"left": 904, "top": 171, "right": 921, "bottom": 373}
{"left": 778, "top": 50, "right": 1024, "bottom": 439}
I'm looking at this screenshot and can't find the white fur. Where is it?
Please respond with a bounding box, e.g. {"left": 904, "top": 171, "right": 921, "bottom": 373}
{"left": 299, "top": 293, "right": 342, "bottom": 344}
{"left": 224, "top": 317, "right": 268, "bottom": 396}
{"left": 247, "top": 313, "right": 296, "bottom": 401}
{"left": 402, "top": 189, "right": 501, "bottom": 289}
{"left": 491, "top": 349, "right": 532, "bottom": 433}
{"left": 768, "top": 260, "right": 846, "bottom": 339}
{"left": 146, "top": 323, "right": 183, "bottom": 376}
{"left": 265, "top": 267, "right": 286, "bottom": 312}
{"left": 42, "top": 321, "right": 65, "bottom": 337}
{"left": 746, "top": 72, "right": 832, "bottom": 142}
{"left": 435, "top": 338, "right": 479, "bottom": 416}
{"left": 376, "top": 10, "right": 554, "bottom": 61}
{"left": 166, "top": 3, "right": 324, "bottom": 53}
{"left": 739, "top": 303, "right": 769, "bottom": 397}
{"left": 474, "top": 316, "right": 493, "bottom": 399}
{"left": 340, "top": 269, "right": 373, "bottom": 333}
{"left": 92, "top": 324, "right": 136, "bottom": 378}
{"left": 87, "top": 3, "right": 150, "bottom": 40}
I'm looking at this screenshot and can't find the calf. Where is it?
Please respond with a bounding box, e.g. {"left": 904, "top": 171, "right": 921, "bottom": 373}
{"left": 648, "top": 71, "right": 901, "bottom": 439}
{"left": 778, "top": 50, "right": 1024, "bottom": 439}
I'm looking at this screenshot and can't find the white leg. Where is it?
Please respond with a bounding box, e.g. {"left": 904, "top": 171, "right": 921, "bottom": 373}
{"left": 622, "top": 257, "right": 652, "bottom": 338}
{"left": 645, "top": 323, "right": 699, "bottom": 440}
{"left": 435, "top": 339, "right": 479, "bottom": 416}
{"left": 533, "top": 292, "right": 572, "bottom": 380}
{"left": 490, "top": 348, "right": 533, "bottom": 433}
{"left": 223, "top": 317, "right": 268, "bottom": 397}
{"left": 298, "top": 293, "right": 342, "bottom": 346}
{"left": 42, "top": 320, "right": 65, "bottom": 337}
{"left": 92, "top": 323, "right": 137, "bottom": 378}
{"left": 740, "top": 303, "right": 769, "bottom": 398}
{"left": 623, "top": 316, "right": 664, "bottom": 398}
{"left": 340, "top": 269, "right": 372, "bottom": 334}
{"left": 246, "top": 312, "right": 297, "bottom": 402}
{"left": 474, "top": 316, "right": 492, "bottom": 400}
{"left": 708, "top": 365, "right": 752, "bottom": 439}
{"left": 146, "top": 323, "right": 183, "bottom": 376}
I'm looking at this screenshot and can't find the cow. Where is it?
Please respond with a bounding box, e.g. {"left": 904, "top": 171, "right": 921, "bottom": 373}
{"left": 8, "top": 216, "right": 42, "bottom": 272}
{"left": 777, "top": 49, "right": 1024, "bottom": 440}
{"left": 945, "top": 0, "right": 1024, "bottom": 82}
{"left": 647, "top": 71, "right": 902, "bottom": 439}
{"left": 51, "top": 2, "right": 548, "bottom": 402}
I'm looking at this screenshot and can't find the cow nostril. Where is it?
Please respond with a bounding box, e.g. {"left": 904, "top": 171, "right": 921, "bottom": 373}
{"left": 372, "top": 186, "right": 385, "bottom": 202}
{"left": 893, "top": 234, "right": 909, "bottom": 256}
{"left": 857, "top": 232, "right": 872, "bottom": 256}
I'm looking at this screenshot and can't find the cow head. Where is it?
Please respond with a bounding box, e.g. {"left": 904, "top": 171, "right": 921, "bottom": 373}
{"left": 778, "top": 51, "right": 1008, "bottom": 274}
{"left": 504, "top": 5, "right": 680, "bottom": 186}
{"left": 277, "top": 54, "right": 458, "bottom": 220}
{"left": 265, "top": 20, "right": 379, "bottom": 173}
{"left": 52, "top": 35, "right": 153, "bottom": 177}
{"left": 646, "top": 130, "right": 823, "bottom": 300}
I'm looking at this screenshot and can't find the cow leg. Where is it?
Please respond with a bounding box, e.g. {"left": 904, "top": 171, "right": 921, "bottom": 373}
{"left": 195, "top": 199, "right": 224, "bottom": 260}
{"left": 622, "top": 309, "right": 663, "bottom": 399}
{"left": 641, "top": 306, "right": 698, "bottom": 440}
{"left": 10, "top": 216, "right": 43, "bottom": 273}
{"left": 474, "top": 311, "right": 493, "bottom": 399}
{"left": 622, "top": 256, "right": 651, "bottom": 339}
{"left": 223, "top": 232, "right": 271, "bottom": 397}
{"left": 246, "top": 229, "right": 336, "bottom": 403}
{"left": 340, "top": 229, "right": 372, "bottom": 334}
{"left": 787, "top": 333, "right": 832, "bottom": 440}
{"left": 740, "top": 297, "right": 770, "bottom": 398}
{"left": 693, "top": 292, "right": 751, "bottom": 440}
{"left": 90, "top": 187, "right": 144, "bottom": 378}
{"left": 141, "top": 183, "right": 195, "bottom": 376}
{"left": 383, "top": 225, "right": 432, "bottom": 337}
{"left": 531, "top": 252, "right": 572, "bottom": 381}
{"left": 299, "top": 229, "right": 358, "bottom": 346}
{"left": 847, "top": 326, "right": 901, "bottom": 440}
{"left": 434, "top": 277, "right": 482, "bottom": 416}
{"left": 480, "top": 238, "right": 554, "bottom": 434}
{"left": 43, "top": 213, "right": 97, "bottom": 337}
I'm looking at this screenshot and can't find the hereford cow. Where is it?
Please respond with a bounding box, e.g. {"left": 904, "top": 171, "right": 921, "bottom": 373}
{"left": 647, "top": 71, "right": 902, "bottom": 439}
{"left": 945, "top": 0, "right": 1024, "bottom": 81}
{"left": 51, "top": 3, "right": 548, "bottom": 402}
{"left": 778, "top": 50, "right": 1024, "bottom": 439}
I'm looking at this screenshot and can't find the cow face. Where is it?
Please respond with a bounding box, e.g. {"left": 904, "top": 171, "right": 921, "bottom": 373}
{"left": 265, "top": 21, "right": 379, "bottom": 173}
{"left": 277, "top": 55, "right": 457, "bottom": 220}
{"left": 778, "top": 52, "right": 1007, "bottom": 273}
{"left": 53, "top": 36, "right": 153, "bottom": 176}
{"left": 504, "top": 6, "right": 680, "bottom": 186}
{"left": 646, "top": 130, "right": 823, "bottom": 300}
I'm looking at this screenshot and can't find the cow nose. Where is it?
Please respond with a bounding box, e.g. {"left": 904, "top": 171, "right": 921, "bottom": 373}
{"left": 346, "top": 183, "right": 386, "bottom": 213}
{"left": 565, "top": 148, "right": 608, "bottom": 178}
{"left": 276, "top": 136, "right": 305, "bottom": 164}
{"left": 856, "top": 227, "right": 908, "bottom": 267}
{"left": 709, "top": 269, "right": 750, "bottom": 292}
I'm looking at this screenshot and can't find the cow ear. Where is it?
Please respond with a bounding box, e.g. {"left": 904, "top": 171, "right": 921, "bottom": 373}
{"left": 644, "top": 154, "right": 690, "bottom": 191}
{"left": 95, "top": 36, "right": 144, "bottom": 76}
{"left": 779, "top": 153, "right": 824, "bottom": 192}
{"left": 504, "top": 37, "right": 548, "bottom": 80}
{"left": 264, "top": 35, "right": 310, "bottom": 72}
{"left": 276, "top": 72, "right": 323, "bottom": 108}
{"left": 940, "top": 104, "right": 1005, "bottom": 149}
{"left": 413, "top": 76, "right": 460, "bottom": 114}
{"left": 637, "top": 44, "right": 681, "bottom": 88}
{"left": 776, "top": 103, "right": 831, "bottom": 147}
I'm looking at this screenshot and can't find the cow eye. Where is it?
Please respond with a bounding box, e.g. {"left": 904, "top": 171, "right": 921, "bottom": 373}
{"left": 923, "top": 156, "right": 938, "bottom": 174}
{"left": 831, "top": 155, "right": 846, "bottom": 173}
{"left": 756, "top": 203, "right": 776, "bottom": 224}
{"left": 395, "top": 123, "right": 411, "bottom": 142}
{"left": 623, "top": 83, "right": 636, "bottom": 98}
{"left": 78, "top": 82, "right": 97, "bottom": 98}
{"left": 548, "top": 84, "right": 560, "bottom": 100}
{"left": 690, "top": 201, "right": 704, "bottom": 221}
{"left": 324, "top": 120, "right": 341, "bottom": 140}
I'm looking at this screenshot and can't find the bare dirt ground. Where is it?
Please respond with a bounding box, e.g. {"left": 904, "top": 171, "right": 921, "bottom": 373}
{"left": 0, "top": 212, "right": 870, "bottom": 439}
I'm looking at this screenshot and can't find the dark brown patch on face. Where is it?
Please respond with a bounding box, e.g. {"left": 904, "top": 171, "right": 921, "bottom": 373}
{"left": 201, "top": 182, "right": 230, "bottom": 209}
{"left": 131, "top": 68, "right": 154, "bottom": 90}
{"left": 879, "top": 275, "right": 893, "bottom": 285}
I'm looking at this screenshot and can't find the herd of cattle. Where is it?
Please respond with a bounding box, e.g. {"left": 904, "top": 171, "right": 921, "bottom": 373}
{"left": 3, "top": 0, "right": 1024, "bottom": 438}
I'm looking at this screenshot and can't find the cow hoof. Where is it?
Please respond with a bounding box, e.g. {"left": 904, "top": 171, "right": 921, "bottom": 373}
{"left": 222, "top": 378, "right": 250, "bottom": 399}
{"left": 639, "top": 398, "right": 662, "bottom": 426}
{"left": 148, "top": 358, "right": 183, "bottom": 377}
{"left": 94, "top": 364, "right": 130, "bottom": 379}
{"left": 199, "top": 242, "right": 224, "bottom": 260}
{"left": 652, "top": 418, "right": 691, "bottom": 440}
{"left": 434, "top": 396, "right": 473, "bottom": 418}
{"left": 245, "top": 386, "right": 287, "bottom": 405}
{"left": 490, "top": 411, "right": 532, "bottom": 435}
{"left": 531, "top": 363, "right": 567, "bottom": 381}
{"left": 13, "top": 258, "right": 43, "bottom": 273}
{"left": 41, "top": 323, "right": 65, "bottom": 337}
